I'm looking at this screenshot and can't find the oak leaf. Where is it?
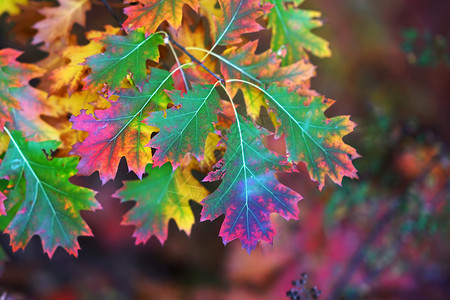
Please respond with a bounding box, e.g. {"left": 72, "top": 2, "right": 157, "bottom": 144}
{"left": 221, "top": 41, "right": 315, "bottom": 120}
{"left": 50, "top": 26, "right": 121, "bottom": 95}
{"left": 84, "top": 29, "right": 164, "bottom": 91}
{"left": 123, "top": 0, "right": 200, "bottom": 35}
{"left": 118, "top": 160, "right": 208, "bottom": 244}
{"left": 0, "top": 48, "right": 45, "bottom": 131}
{"left": 8, "top": 87, "right": 61, "bottom": 142}
{"left": 70, "top": 68, "right": 174, "bottom": 184}
{"left": 146, "top": 84, "right": 221, "bottom": 168}
{"left": 0, "top": 130, "right": 100, "bottom": 257}
{"left": 201, "top": 115, "right": 301, "bottom": 252}
{"left": 213, "top": 0, "right": 272, "bottom": 46}
{"left": 32, "top": 0, "right": 91, "bottom": 47}
{"left": 265, "top": 85, "right": 360, "bottom": 189}
{"left": 266, "top": 0, "right": 331, "bottom": 63}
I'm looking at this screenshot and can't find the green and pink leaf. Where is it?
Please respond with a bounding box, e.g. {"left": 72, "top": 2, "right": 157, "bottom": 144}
{"left": 201, "top": 115, "right": 301, "bottom": 253}
{"left": 70, "top": 68, "right": 173, "bottom": 184}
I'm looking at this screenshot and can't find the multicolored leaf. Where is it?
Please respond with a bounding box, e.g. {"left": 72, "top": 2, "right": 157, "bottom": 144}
{"left": 201, "top": 115, "right": 301, "bottom": 253}
{"left": 32, "top": 0, "right": 91, "bottom": 47}
{"left": 221, "top": 41, "right": 315, "bottom": 87}
{"left": 265, "top": 85, "right": 359, "bottom": 189}
{"left": 9, "top": 87, "right": 61, "bottom": 142}
{"left": 0, "top": 48, "right": 45, "bottom": 131}
{"left": 0, "top": 129, "right": 99, "bottom": 257}
{"left": 70, "top": 68, "right": 174, "bottom": 184}
{"left": 213, "top": 0, "right": 272, "bottom": 46}
{"left": 199, "top": 0, "right": 222, "bottom": 39}
{"left": 220, "top": 41, "right": 315, "bottom": 120}
{"left": 266, "top": 0, "right": 331, "bottom": 63}
{"left": 118, "top": 161, "right": 208, "bottom": 244}
{"left": 84, "top": 30, "right": 164, "bottom": 91}
{"left": 146, "top": 83, "right": 221, "bottom": 168}
{"left": 123, "top": 0, "right": 200, "bottom": 35}
{"left": 50, "top": 26, "right": 121, "bottom": 95}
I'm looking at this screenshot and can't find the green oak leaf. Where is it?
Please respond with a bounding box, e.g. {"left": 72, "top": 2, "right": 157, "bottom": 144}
{"left": 146, "top": 83, "right": 221, "bottom": 168}
{"left": 220, "top": 41, "right": 315, "bottom": 120}
{"left": 213, "top": 0, "right": 271, "bottom": 46}
{"left": 84, "top": 29, "right": 164, "bottom": 91}
{"left": 267, "top": 0, "right": 331, "bottom": 63}
{"left": 118, "top": 162, "right": 208, "bottom": 244}
{"left": 265, "top": 85, "right": 359, "bottom": 190}
{"left": 0, "top": 129, "right": 100, "bottom": 258}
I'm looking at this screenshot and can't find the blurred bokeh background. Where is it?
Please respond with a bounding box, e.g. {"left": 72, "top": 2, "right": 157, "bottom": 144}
{"left": 0, "top": 0, "right": 449, "bottom": 299}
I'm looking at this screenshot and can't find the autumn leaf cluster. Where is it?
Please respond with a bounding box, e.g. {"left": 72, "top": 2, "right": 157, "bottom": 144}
{"left": 0, "top": 0, "right": 359, "bottom": 257}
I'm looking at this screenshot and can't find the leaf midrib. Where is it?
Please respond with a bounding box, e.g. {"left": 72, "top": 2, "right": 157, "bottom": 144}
{"left": 93, "top": 34, "right": 157, "bottom": 81}
{"left": 154, "top": 85, "right": 217, "bottom": 160}
{"left": 86, "top": 66, "right": 185, "bottom": 166}
{"left": 4, "top": 128, "right": 71, "bottom": 246}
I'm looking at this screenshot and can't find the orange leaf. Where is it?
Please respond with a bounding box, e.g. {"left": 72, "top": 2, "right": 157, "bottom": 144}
{"left": 123, "top": 0, "right": 199, "bottom": 35}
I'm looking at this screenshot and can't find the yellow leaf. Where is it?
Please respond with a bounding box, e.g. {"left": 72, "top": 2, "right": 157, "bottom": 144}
{"left": 168, "top": 154, "right": 209, "bottom": 235}
{"left": 48, "top": 90, "right": 111, "bottom": 117}
{"left": 0, "top": 132, "right": 9, "bottom": 154}
{"left": 199, "top": 0, "right": 221, "bottom": 38}
{"left": 0, "top": 0, "right": 27, "bottom": 16}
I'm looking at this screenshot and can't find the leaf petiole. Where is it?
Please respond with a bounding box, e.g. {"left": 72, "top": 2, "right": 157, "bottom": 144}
{"left": 186, "top": 47, "right": 263, "bottom": 85}
{"left": 156, "top": 31, "right": 189, "bottom": 92}
{"left": 169, "top": 37, "right": 225, "bottom": 85}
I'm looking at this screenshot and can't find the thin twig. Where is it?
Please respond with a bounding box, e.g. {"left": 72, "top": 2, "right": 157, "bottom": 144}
{"left": 98, "top": 0, "right": 222, "bottom": 86}
{"left": 168, "top": 35, "right": 225, "bottom": 85}
{"left": 100, "top": 0, "right": 125, "bottom": 29}
{"left": 93, "top": 0, "right": 126, "bottom": 8}
{"left": 155, "top": 31, "right": 190, "bottom": 92}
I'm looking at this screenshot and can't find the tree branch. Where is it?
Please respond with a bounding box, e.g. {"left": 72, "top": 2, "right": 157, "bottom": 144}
{"left": 168, "top": 36, "right": 225, "bottom": 85}
{"left": 100, "top": 0, "right": 124, "bottom": 28}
